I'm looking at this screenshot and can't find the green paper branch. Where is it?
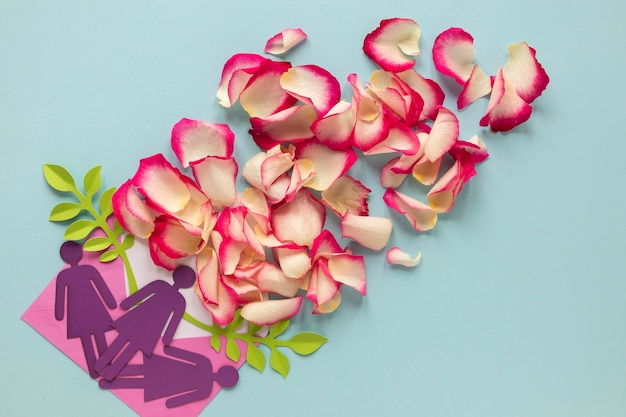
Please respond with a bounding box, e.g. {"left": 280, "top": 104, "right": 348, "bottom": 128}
{"left": 44, "top": 163, "right": 328, "bottom": 378}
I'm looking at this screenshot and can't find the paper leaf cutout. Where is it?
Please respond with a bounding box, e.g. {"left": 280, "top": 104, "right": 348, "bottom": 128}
{"left": 64, "top": 220, "right": 97, "bottom": 241}
{"left": 285, "top": 332, "right": 328, "bottom": 355}
{"left": 269, "top": 319, "right": 290, "bottom": 337}
{"left": 100, "top": 249, "right": 119, "bottom": 263}
{"left": 49, "top": 202, "right": 82, "bottom": 222}
{"left": 226, "top": 337, "right": 241, "bottom": 362}
{"left": 83, "top": 166, "right": 102, "bottom": 197}
{"left": 245, "top": 343, "right": 266, "bottom": 372}
{"left": 270, "top": 347, "right": 290, "bottom": 378}
{"left": 99, "top": 187, "right": 116, "bottom": 218}
{"left": 83, "top": 236, "right": 112, "bottom": 252}
{"left": 43, "top": 164, "right": 78, "bottom": 193}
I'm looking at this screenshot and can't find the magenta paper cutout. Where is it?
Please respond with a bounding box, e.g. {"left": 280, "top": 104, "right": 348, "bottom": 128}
{"left": 95, "top": 266, "right": 195, "bottom": 381}
{"left": 22, "top": 246, "right": 247, "bottom": 417}
{"left": 100, "top": 345, "right": 239, "bottom": 408}
{"left": 54, "top": 241, "right": 117, "bottom": 378}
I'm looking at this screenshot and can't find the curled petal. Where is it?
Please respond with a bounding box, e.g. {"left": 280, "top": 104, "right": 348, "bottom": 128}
{"left": 249, "top": 104, "right": 316, "bottom": 149}
{"left": 450, "top": 134, "right": 489, "bottom": 164}
{"left": 480, "top": 68, "right": 532, "bottom": 132}
{"left": 241, "top": 297, "right": 303, "bottom": 325}
{"left": 308, "top": 259, "right": 340, "bottom": 307}
{"left": 195, "top": 248, "right": 237, "bottom": 325}
{"left": 310, "top": 229, "right": 344, "bottom": 260}
{"left": 271, "top": 189, "right": 325, "bottom": 247}
{"left": 327, "top": 254, "right": 366, "bottom": 295}
{"left": 264, "top": 28, "right": 307, "bottom": 55}
{"left": 432, "top": 27, "right": 475, "bottom": 85}
{"left": 383, "top": 188, "right": 437, "bottom": 232}
{"left": 425, "top": 107, "right": 459, "bottom": 161}
{"left": 426, "top": 159, "right": 469, "bottom": 213}
{"left": 190, "top": 156, "right": 238, "bottom": 208}
{"left": 260, "top": 151, "right": 295, "bottom": 189}
{"left": 273, "top": 244, "right": 311, "bottom": 279}
{"left": 311, "top": 100, "right": 355, "bottom": 151}
{"left": 363, "top": 18, "right": 421, "bottom": 72}
{"left": 340, "top": 213, "right": 392, "bottom": 251}
{"left": 321, "top": 175, "right": 371, "bottom": 217}
{"left": 280, "top": 65, "right": 341, "bottom": 117}
{"left": 349, "top": 73, "right": 390, "bottom": 151}
{"left": 457, "top": 65, "right": 492, "bottom": 110}
{"left": 364, "top": 120, "right": 420, "bottom": 155}
{"left": 150, "top": 216, "right": 204, "bottom": 262}
{"left": 380, "top": 157, "right": 408, "bottom": 188}
{"left": 502, "top": 42, "right": 549, "bottom": 103}
{"left": 112, "top": 180, "right": 155, "bottom": 238}
{"left": 243, "top": 151, "right": 290, "bottom": 203}
{"left": 397, "top": 70, "right": 445, "bottom": 121}
{"left": 312, "top": 290, "right": 342, "bottom": 314}
{"left": 367, "top": 70, "right": 423, "bottom": 126}
{"left": 386, "top": 247, "right": 422, "bottom": 267}
{"left": 132, "top": 154, "right": 192, "bottom": 214}
{"left": 217, "top": 53, "right": 267, "bottom": 108}
{"left": 297, "top": 142, "right": 357, "bottom": 191}
{"left": 257, "top": 262, "right": 300, "bottom": 297}
{"left": 171, "top": 118, "right": 235, "bottom": 167}
{"left": 239, "top": 60, "right": 297, "bottom": 118}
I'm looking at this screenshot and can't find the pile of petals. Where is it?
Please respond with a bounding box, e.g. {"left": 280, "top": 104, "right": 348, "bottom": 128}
{"left": 112, "top": 19, "right": 548, "bottom": 327}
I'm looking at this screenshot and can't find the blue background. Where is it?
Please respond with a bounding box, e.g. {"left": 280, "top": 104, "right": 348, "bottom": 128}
{"left": 2, "top": 1, "right": 626, "bottom": 416}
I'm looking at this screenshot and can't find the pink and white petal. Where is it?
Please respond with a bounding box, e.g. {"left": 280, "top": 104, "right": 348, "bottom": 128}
{"left": 273, "top": 244, "right": 311, "bottom": 279}
{"left": 502, "top": 42, "right": 549, "bottom": 103}
{"left": 271, "top": 189, "right": 325, "bottom": 247}
{"left": 340, "top": 213, "right": 392, "bottom": 251}
{"left": 221, "top": 274, "right": 262, "bottom": 304}
{"left": 243, "top": 151, "right": 290, "bottom": 202}
{"left": 284, "top": 158, "right": 316, "bottom": 202}
{"left": 241, "top": 297, "right": 303, "bottom": 326}
{"left": 239, "top": 60, "right": 297, "bottom": 118}
{"left": 432, "top": 27, "right": 475, "bottom": 85}
{"left": 397, "top": 70, "right": 445, "bottom": 121}
{"left": 380, "top": 157, "right": 408, "bottom": 188}
{"left": 297, "top": 142, "right": 358, "bottom": 191}
{"left": 310, "top": 230, "right": 343, "bottom": 260}
{"left": 457, "top": 65, "right": 492, "bottom": 110}
{"left": 264, "top": 28, "right": 307, "bottom": 55}
{"left": 364, "top": 120, "right": 420, "bottom": 155}
{"left": 426, "top": 160, "right": 466, "bottom": 213}
{"left": 195, "top": 249, "right": 238, "bottom": 325}
{"left": 450, "top": 134, "right": 489, "bottom": 164}
{"left": 349, "top": 74, "right": 391, "bottom": 151}
{"left": 321, "top": 175, "right": 371, "bottom": 217}
{"left": 190, "top": 156, "right": 238, "bottom": 208}
{"left": 260, "top": 151, "right": 295, "bottom": 189}
{"left": 311, "top": 100, "right": 355, "bottom": 151}
{"left": 216, "top": 53, "right": 267, "bottom": 108}
{"left": 112, "top": 180, "right": 156, "bottom": 239}
{"left": 327, "top": 254, "right": 367, "bottom": 295}
{"left": 424, "top": 107, "right": 459, "bottom": 161}
{"left": 171, "top": 180, "right": 210, "bottom": 227}
{"left": 312, "top": 290, "right": 342, "bottom": 314}
{"left": 307, "top": 260, "right": 340, "bottom": 306}
{"left": 280, "top": 65, "right": 341, "bottom": 117}
{"left": 148, "top": 237, "right": 179, "bottom": 270}
{"left": 250, "top": 104, "right": 316, "bottom": 148}
{"left": 386, "top": 247, "right": 422, "bottom": 267}
{"left": 367, "top": 70, "right": 423, "bottom": 126}
{"left": 480, "top": 68, "right": 532, "bottom": 132}
{"left": 412, "top": 156, "right": 443, "bottom": 186}
{"left": 383, "top": 188, "right": 437, "bottom": 232}
{"left": 363, "top": 18, "right": 421, "bottom": 72}
{"left": 217, "top": 237, "right": 248, "bottom": 275}
{"left": 171, "top": 118, "right": 235, "bottom": 167}
{"left": 257, "top": 262, "right": 300, "bottom": 298}
{"left": 132, "top": 154, "right": 191, "bottom": 214}
{"left": 151, "top": 217, "right": 204, "bottom": 260}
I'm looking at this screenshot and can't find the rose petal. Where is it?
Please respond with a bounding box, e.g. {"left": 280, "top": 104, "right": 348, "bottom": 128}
{"left": 190, "top": 156, "right": 238, "bottom": 208}
{"left": 432, "top": 27, "right": 475, "bottom": 85}
{"left": 327, "top": 254, "right": 366, "bottom": 295}
{"left": 249, "top": 104, "right": 316, "bottom": 149}
{"left": 363, "top": 18, "right": 421, "bottom": 72}
{"left": 264, "top": 28, "right": 307, "bottom": 55}
{"left": 216, "top": 53, "right": 267, "bottom": 108}
{"left": 424, "top": 107, "right": 459, "bottom": 161}
{"left": 321, "top": 175, "right": 371, "bottom": 217}
{"left": 297, "top": 141, "right": 357, "bottom": 191}
{"left": 171, "top": 118, "right": 235, "bottom": 167}
{"left": 340, "top": 213, "right": 392, "bottom": 251}
{"left": 256, "top": 262, "right": 300, "bottom": 297}
{"left": 310, "top": 100, "right": 355, "bottom": 151}
{"left": 502, "top": 41, "right": 549, "bottom": 104}
{"left": 150, "top": 216, "right": 204, "bottom": 260}
{"left": 241, "top": 297, "right": 303, "bottom": 325}
{"left": 397, "top": 69, "right": 445, "bottom": 121}
{"left": 480, "top": 68, "right": 532, "bottom": 132}
{"left": 132, "top": 154, "right": 192, "bottom": 214}
{"left": 273, "top": 244, "right": 311, "bottom": 279}
{"left": 380, "top": 157, "right": 408, "bottom": 188}
{"left": 349, "top": 73, "right": 390, "bottom": 151}
{"left": 308, "top": 259, "right": 340, "bottom": 307}
{"left": 386, "top": 247, "right": 422, "bottom": 267}
{"left": 280, "top": 65, "right": 341, "bottom": 117}
{"left": 383, "top": 188, "right": 437, "bottom": 232}
{"left": 112, "top": 180, "right": 156, "bottom": 239}
{"left": 367, "top": 70, "right": 423, "bottom": 126}
{"left": 195, "top": 248, "right": 237, "bottom": 325}
{"left": 364, "top": 119, "right": 420, "bottom": 155}
{"left": 239, "top": 60, "right": 297, "bottom": 118}
{"left": 426, "top": 159, "right": 468, "bottom": 213}
{"left": 271, "top": 189, "right": 325, "bottom": 247}
{"left": 457, "top": 65, "right": 492, "bottom": 109}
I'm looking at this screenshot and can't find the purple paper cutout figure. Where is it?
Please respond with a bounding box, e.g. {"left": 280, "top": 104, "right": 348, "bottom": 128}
{"left": 54, "top": 241, "right": 117, "bottom": 378}
{"left": 94, "top": 266, "right": 195, "bottom": 381}
{"left": 99, "top": 345, "right": 239, "bottom": 408}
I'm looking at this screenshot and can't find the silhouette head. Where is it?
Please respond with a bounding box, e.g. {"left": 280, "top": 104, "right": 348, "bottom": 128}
{"left": 60, "top": 241, "right": 83, "bottom": 265}
{"left": 172, "top": 266, "right": 195, "bottom": 289}
{"left": 215, "top": 365, "right": 239, "bottom": 388}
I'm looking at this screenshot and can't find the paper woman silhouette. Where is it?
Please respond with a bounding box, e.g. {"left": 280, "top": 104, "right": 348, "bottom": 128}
{"left": 94, "top": 266, "right": 195, "bottom": 381}
{"left": 99, "top": 345, "right": 239, "bottom": 408}
{"left": 55, "top": 241, "right": 117, "bottom": 378}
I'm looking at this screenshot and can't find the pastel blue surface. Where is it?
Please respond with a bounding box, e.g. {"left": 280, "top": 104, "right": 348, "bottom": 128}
{"left": 2, "top": 1, "right": 625, "bottom": 416}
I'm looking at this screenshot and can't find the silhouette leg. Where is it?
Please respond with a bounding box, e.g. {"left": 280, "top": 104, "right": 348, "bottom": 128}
{"left": 94, "top": 332, "right": 108, "bottom": 356}
{"left": 99, "top": 376, "right": 145, "bottom": 390}
{"left": 102, "top": 343, "right": 140, "bottom": 381}
{"left": 94, "top": 336, "right": 127, "bottom": 373}
{"left": 80, "top": 335, "right": 98, "bottom": 379}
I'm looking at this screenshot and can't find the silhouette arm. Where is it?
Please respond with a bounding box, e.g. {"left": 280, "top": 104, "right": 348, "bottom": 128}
{"left": 119, "top": 281, "right": 161, "bottom": 310}
{"left": 165, "top": 387, "right": 209, "bottom": 408}
{"left": 54, "top": 272, "right": 68, "bottom": 321}
{"left": 163, "top": 345, "right": 207, "bottom": 365}
{"left": 162, "top": 298, "right": 185, "bottom": 345}
{"left": 89, "top": 267, "right": 117, "bottom": 309}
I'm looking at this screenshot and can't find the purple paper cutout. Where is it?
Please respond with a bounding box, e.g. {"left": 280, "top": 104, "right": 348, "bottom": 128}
{"left": 99, "top": 345, "right": 239, "bottom": 408}
{"left": 54, "top": 241, "right": 117, "bottom": 378}
{"left": 94, "top": 266, "right": 195, "bottom": 381}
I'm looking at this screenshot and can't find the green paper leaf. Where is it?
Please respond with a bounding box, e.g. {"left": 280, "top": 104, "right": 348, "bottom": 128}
{"left": 209, "top": 334, "right": 221, "bottom": 352}
{"left": 121, "top": 234, "right": 134, "bottom": 250}
{"left": 43, "top": 164, "right": 77, "bottom": 193}
{"left": 113, "top": 219, "right": 124, "bottom": 236}
{"left": 99, "top": 187, "right": 116, "bottom": 218}
{"left": 269, "top": 348, "right": 290, "bottom": 378}
{"left": 83, "top": 236, "right": 112, "bottom": 252}
{"left": 99, "top": 249, "right": 119, "bottom": 263}
{"left": 225, "top": 337, "right": 241, "bottom": 362}
{"left": 286, "top": 332, "right": 328, "bottom": 355}
{"left": 83, "top": 166, "right": 102, "bottom": 197}
{"left": 49, "top": 202, "right": 82, "bottom": 222}
{"left": 64, "top": 220, "right": 97, "bottom": 240}
{"left": 269, "top": 319, "right": 290, "bottom": 338}
{"left": 228, "top": 310, "right": 244, "bottom": 331}
{"left": 247, "top": 323, "right": 263, "bottom": 336}
{"left": 246, "top": 343, "right": 266, "bottom": 373}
